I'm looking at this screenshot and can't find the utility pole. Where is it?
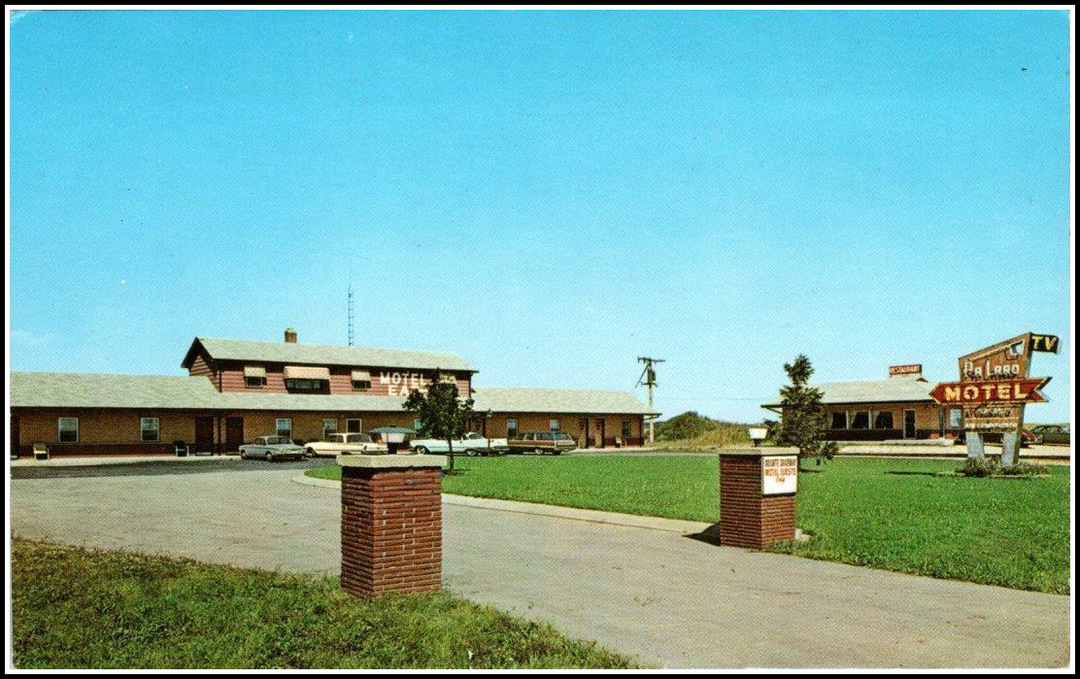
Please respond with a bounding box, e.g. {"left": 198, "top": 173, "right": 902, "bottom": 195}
{"left": 636, "top": 356, "right": 665, "bottom": 444}
{"left": 347, "top": 285, "right": 355, "bottom": 347}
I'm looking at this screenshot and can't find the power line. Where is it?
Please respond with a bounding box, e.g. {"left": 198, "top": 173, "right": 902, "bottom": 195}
{"left": 636, "top": 356, "right": 665, "bottom": 443}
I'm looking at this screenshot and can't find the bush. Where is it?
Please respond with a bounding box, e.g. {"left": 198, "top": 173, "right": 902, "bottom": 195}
{"left": 956, "top": 458, "right": 1050, "bottom": 478}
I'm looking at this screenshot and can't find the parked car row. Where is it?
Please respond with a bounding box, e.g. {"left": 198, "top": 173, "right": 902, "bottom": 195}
{"left": 238, "top": 429, "right": 583, "bottom": 461}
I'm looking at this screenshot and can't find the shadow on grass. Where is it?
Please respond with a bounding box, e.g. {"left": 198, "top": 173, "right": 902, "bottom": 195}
{"left": 884, "top": 471, "right": 943, "bottom": 477}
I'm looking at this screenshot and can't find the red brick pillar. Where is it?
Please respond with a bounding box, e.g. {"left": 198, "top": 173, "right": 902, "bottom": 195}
{"left": 718, "top": 447, "right": 798, "bottom": 550}
{"left": 340, "top": 454, "right": 445, "bottom": 598}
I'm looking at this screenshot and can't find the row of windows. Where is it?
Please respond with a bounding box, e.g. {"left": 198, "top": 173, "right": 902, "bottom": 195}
{"left": 56, "top": 417, "right": 161, "bottom": 443}
{"left": 830, "top": 409, "right": 964, "bottom": 431}
{"left": 53, "top": 416, "right": 637, "bottom": 444}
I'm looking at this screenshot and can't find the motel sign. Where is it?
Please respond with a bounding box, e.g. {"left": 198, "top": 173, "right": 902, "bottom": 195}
{"left": 932, "top": 333, "right": 1057, "bottom": 466}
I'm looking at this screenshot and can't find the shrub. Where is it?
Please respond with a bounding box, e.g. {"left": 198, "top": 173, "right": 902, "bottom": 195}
{"left": 956, "top": 458, "right": 1050, "bottom": 478}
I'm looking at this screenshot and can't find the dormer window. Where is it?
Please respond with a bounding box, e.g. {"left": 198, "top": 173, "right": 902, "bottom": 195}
{"left": 283, "top": 365, "right": 330, "bottom": 393}
{"left": 244, "top": 365, "right": 267, "bottom": 388}
{"left": 351, "top": 369, "right": 372, "bottom": 391}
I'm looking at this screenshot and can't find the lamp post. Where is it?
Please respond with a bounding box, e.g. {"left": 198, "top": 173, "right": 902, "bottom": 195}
{"left": 486, "top": 409, "right": 493, "bottom": 452}
{"left": 748, "top": 426, "right": 769, "bottom": 447}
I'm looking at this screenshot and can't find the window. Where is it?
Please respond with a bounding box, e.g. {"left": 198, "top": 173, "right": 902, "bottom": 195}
{"left": 58, "top": 417, "right": 79, "bottom": 443}
{"left": 549, "top": 419, "right": 561, "bottom": 432}
{"left": 506, "top": 419, "right": 518, "bottom": 438}
{"left": 849, "top": 411, "right": 870, "bottom": 430}
{"left": 621, "top": 420, "right": 631, "bottom": 438}
{"left": 346, "top": 418, "right": 363, "bottom": 433}
{"left": 322, "top": 418, "right": 338, "bottom": 439}
{"left": 351, "top": 369, "right": 372, "bottom": 391}
{"left": 873, "top": 411, "right": 894, "bottom": 430}
{"left": 285, "top": 378, "right": 323, "bottom": 392}
{"left": 243, "top": 365, "right": 267, "bottom": 388}
{"left": 949, "top": 408, "right": 963, "bottom": 429}
{"left": 276, "top": 418, "right": 292, "bottom": 439}
{"left": 141, "top": 417, "right": 160, "bottom": 442}
{"left": 414, "top": 419, "right": 423, "bottom": 432}
{"left": 830, "top": 412, "right": 848, "bottom": 430}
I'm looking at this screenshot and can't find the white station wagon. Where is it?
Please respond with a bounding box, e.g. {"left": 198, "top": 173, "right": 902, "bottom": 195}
{"left": 304, "top": 432, "right": 389, "bottom": 457}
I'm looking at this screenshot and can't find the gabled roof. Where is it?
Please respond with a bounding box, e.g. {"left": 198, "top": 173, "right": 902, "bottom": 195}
{"left": 10, "top": 372, "right": 223, "bottom": 410}
{"left": 473, "top": 387, "right": 657, "bottom": 416}
{"left": 182, "top": 337, "right": 475, "bottom": 372}
{"left": 761, "top": 374, "right": 935, "bottom": 408}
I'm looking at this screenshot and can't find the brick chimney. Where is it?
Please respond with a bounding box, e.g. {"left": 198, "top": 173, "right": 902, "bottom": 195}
{"left": 284, "top": 327, "right": 298, "bottom": 343}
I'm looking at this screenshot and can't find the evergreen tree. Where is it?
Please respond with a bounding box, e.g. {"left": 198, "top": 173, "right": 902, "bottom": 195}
{"left": 403, "top": 377, "right": 474, "bottom": 473}
{"left": 777, "top": 355, "right": 838, "bottom": 466}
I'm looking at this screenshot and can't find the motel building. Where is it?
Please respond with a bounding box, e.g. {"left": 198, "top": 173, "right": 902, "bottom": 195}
{"left": 762, "top": 364, "right": 967, "bottom": 442}
{"left": 10, "top": 329, "right": 657, "bottom": 457}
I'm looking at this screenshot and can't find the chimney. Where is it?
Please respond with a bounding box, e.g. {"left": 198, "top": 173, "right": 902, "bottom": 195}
{"left": 284, "top": 327, "right": 298, "bottom": 344}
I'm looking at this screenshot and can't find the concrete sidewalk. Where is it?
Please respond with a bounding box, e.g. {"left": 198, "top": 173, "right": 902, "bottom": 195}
{"left": 10, "top": 470, "right": 1071, "bottom": 669}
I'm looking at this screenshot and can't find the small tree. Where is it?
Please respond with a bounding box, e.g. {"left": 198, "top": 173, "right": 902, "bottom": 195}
{"left": 403, "top": 377, "right": 474, "bottom": 473}
{"left": 777, "top": 354, "right": 838, "bottom": 467}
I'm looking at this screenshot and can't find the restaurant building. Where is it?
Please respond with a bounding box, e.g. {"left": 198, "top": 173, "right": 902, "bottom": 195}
{"left": 10, "top": 329, "right": 655, "bottom": 456}
{"left": 762, "top": 365, "right": 964, "bottom": 442}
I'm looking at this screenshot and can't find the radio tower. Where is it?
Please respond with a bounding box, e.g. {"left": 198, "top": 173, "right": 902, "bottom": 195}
{"left": 347, "top": 285, "right": 355, "bottom": 347}
{"left": 636, "top": 356, "right": 665, "bottom": 443}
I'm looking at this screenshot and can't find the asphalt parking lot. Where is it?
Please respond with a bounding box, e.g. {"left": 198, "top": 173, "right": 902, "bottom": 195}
{"left": 10, "top": 463, "right": 1071, "bottom": 668}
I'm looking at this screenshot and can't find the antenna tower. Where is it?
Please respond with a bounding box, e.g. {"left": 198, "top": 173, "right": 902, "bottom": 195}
{"left": 347, "top": 285, "right": 355, "bottom": 347}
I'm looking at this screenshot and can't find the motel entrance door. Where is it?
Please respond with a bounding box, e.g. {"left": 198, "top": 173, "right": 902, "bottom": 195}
{"left": 195, "top": 416, "right": 214, "bottom": 455}
{"left": 594, "top": 419, "right": 605, "bottom": 449}
{"left": 225, "top": 417, "right": 244, "bottom": 454}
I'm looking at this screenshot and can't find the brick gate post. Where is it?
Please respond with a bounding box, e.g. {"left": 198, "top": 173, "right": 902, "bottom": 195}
{"left": 339, "top": 454, "right": 446, "bottom": 598}
{"left": 718, "top": 447, "right": 799, "bottom": 550}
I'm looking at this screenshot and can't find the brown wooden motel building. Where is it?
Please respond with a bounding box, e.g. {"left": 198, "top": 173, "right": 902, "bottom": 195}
{"left": 761, "top": 365, "right": 964, "bottom": 442}
{"left": 10, "top": 329, "right": 657, "bottom": 457}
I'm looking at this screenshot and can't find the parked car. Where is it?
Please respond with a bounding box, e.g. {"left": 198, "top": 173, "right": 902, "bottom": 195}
{"left": 1030, "top": 424, "right": 1069, "bottom": 446}
{"left": 505, "top": 431, "right": 576, "bottom": 455}
{"left": 409, "top": 432, "right": 509, "bottom": 456}
{"left": 304, "top": 432, "right": 388, "bottom": 457}
{"left": 1019, "top": 429, "right": 1041, "bottom": 448}
{"left": 239, "top": 436, "right": 306, "bottom": 461}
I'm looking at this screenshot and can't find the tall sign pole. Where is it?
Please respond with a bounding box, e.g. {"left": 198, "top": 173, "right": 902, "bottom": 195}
{"left": 931, "top": 333, "right": 1058, "bottom": 467}
{"left": 637, "top": 357, "right": 665, "bottom": 444}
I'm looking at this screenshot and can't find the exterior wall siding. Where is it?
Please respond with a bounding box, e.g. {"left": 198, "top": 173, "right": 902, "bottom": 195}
{"left": 479, "top": 413, "right": 646, "bottom": 448}
{"left": 214, "top": 360, "right": 472, "bottom": 398}
{"left": 816, "top": 402, "right": 963, "bottom": 440}
{"left": 13, "top": 409, "right": 203, "bottom": 457}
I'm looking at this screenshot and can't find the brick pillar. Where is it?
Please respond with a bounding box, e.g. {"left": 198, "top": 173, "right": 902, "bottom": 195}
{"left": 340, "top": 454, "right": 446, "bottom": 598}
{"left": 718, "top": 447, "right": 798, "bottom": 550}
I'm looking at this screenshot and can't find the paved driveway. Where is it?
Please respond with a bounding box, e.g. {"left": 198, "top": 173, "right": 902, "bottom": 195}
{"left": 10, "top": 469, "right": 1071, "bottom": 669}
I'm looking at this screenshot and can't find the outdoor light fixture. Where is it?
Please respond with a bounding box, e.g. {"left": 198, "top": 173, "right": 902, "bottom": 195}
{"left": 748, "top": 426, "right": 769, "bottom": 447}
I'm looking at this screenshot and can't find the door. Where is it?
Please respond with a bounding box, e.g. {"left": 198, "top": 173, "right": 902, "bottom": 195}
{"left": 594, "top": 420, "right": 605, "bottom": 448}
{"left": 903, "top": 410, "right": 917, "bottom": 439}
{"left": 195, "top": 416, "right": 215, "bottom": 454}
{"left": 11, "top": 414, "right": 20, "bottom": 458}
{"left": 580, "top": 418, "right": 589, "bottom": 448}
{"left": 225, "top": 417, "right": 244, "bottom": 453}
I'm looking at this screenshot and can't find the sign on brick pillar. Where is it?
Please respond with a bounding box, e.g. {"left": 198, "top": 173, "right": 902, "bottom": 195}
{"left": 339, "top": 454, "right": 446, "bottom": 598}
{"left": 718, "top": 447, "right": 798, "bottom": 550}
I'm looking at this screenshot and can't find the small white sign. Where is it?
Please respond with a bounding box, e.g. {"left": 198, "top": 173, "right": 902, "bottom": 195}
{"left": 762, "top": 455, "right": 798, "bottom": 495}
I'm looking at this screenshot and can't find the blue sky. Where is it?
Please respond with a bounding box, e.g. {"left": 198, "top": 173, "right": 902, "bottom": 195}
{"left": 9, "top": 10, "right": 1072, "bottom": 423}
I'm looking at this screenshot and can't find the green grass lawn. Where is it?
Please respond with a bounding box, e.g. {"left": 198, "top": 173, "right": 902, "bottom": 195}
{"left": 11, "top": 539, "right": 635, "bottom": 669}
{"left": 308, "top": 455, "right": 1070, "bottom": 593}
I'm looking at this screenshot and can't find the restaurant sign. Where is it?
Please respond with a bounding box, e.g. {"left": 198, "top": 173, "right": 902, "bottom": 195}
{"left": 762, "top": 455, "right": 798, "bottom": 495}
{"left": 888, "top": 364, "right": 923, "bottom": 376}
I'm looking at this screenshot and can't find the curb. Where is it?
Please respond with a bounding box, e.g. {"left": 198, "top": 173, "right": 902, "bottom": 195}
{"left": 10, "top": 455, "right": 244, "bottom": 469}
{"left": 289, "top": 474, "right": 712, "bottom": 534}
